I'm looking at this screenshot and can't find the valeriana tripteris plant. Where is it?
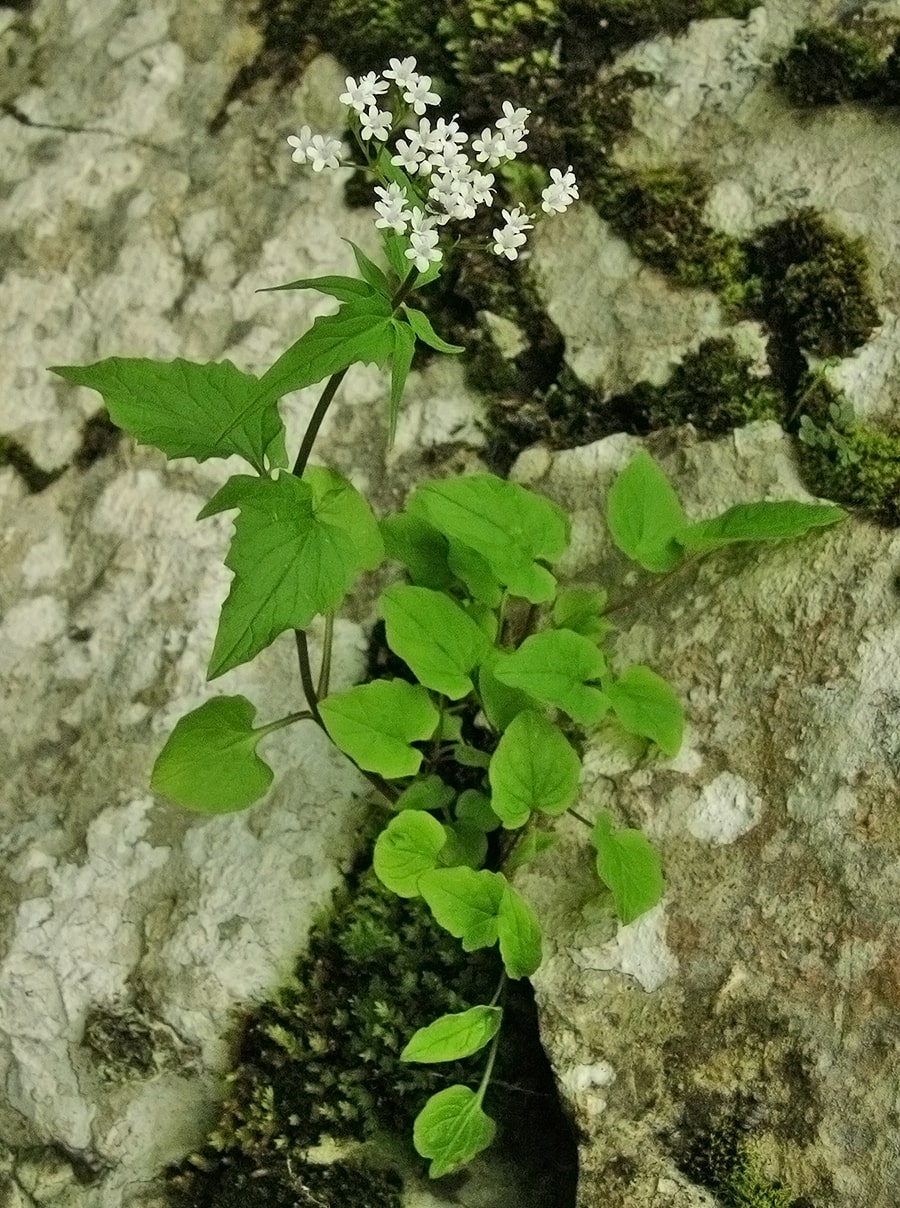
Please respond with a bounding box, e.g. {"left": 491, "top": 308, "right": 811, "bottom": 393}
{"left": 49, "top": 57, "right": 845, "bottom": 1179}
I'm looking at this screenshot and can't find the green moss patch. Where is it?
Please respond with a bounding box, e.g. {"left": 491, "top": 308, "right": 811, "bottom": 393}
{"left": 684, "top": 1121, "right": 799, "bottom": 1207}
{"left": 798, "top": 419, "right": 900, "bottom": 527}
{"left": 776, "top": 24, "right": 899, "bottom": 107}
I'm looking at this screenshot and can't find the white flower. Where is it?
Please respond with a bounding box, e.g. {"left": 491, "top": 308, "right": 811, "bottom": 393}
{"left": 541, "top": 165, "right": 579, "bottom": 214}
{"left": 468, "top": 169, "right": 495, "bottom": 207}
{"left": 383, "top": 56, "right": 419, "bottom": 90}
{"left": 496, "top": 101, "right": 531, "bottom": 133}
{"left": 432, "top": 115, "right": 467, "bottom": 146}
{"left": 430, "top": 142, "right": 469, "bottom": 175}
{"left": 407, "top": 227, "right": 442, "bottom": 271}
{"left": 491, "top": 224, "right": 528, "bottom": 260}
{"left": 374, "top": 182, "right": 412, "bottom": 233}
{"left": 408, "top": 207, "right": 436, "bottom": 236}
{"left": 391, "top": 137, "right": 426, "bottom": 174}
{"left": 403, "top": 74, "right": 441, "bottom": 115}
{"left": 306, "top": 133, "right": 343, "bottom": 171}
{"left": 359, "top": 106, "right": 393, "bottom": 141}
{"left": 286, "top": 126, "right": 314, "bottom": 164}
{"left": 500, "top": 128, "right": 527, "bottom": 157}
{"left": 501, "top": 206, "right": 534, "bottom": 233}
{"left": 339, "top": 71, "right": 389, "bottom": 113}
{"left": 471, "top": 127, "right": 508, "bottom": 167}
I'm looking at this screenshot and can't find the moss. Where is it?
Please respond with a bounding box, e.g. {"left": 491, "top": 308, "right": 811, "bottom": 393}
{"left": 751, "top": 210, "right": 879, "bottom": 358}
{"left": 561, "top": 0, "right": 753, "bottom": 61}
{"left": 169, "top": 869, "right": 497, "bottom": 1202}
{"left": 799, "top": 420, "right": 900, "bottom": 526}
{"left": 775, "top": 26, "right": 885, "bottom": 106}
{"left": 611, "top": 337, "right": 782, "bottom": 436}
{"left": 588, "top": 165, "right": 758, "bottom": 306}
{"left": 170, "top": 1155, "right": 402, "bottom": 1208}
{"left": 684, "top": 1121, "right": 799, "bottom": 1208}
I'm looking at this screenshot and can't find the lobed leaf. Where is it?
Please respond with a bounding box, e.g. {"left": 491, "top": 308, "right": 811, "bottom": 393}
{"left": 488, "top": 710, "right": 582, "bottom": 828}
{"left": 413, "top": 1086, "right": 496, "bottom": 1178}
{"left": 381, "top": 584, "right": 490, "bottom": 699}
{"left": 606, "top": 451, "right": 687, "bottom": 573}
{"left": 402, "top": 1005, "right": 502, "bottom": 1064}
{"left": 319, "top": 678, "right": 439, "bottom": 779}
{"left": 591, "top": 810, "right": 664, "bottom": 925}
{"left": 492, "top": 629, "right": 610, "bottom": 725}
{"left": 404, "top": 306, "right": 464, "bottom": 354}
{"left": 255, "top": 274, "right": 374, "bottom": 303}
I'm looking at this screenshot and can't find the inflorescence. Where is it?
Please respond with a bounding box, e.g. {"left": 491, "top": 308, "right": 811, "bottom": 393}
{"left": 286, "top": 56, "right": 579, "bottom": 271}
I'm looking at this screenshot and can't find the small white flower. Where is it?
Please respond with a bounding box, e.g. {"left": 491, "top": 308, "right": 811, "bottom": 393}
{"left": 496, "top": 101, "right": 531, "bottom": 133}
{"left": 430, "top": 142, "right": 469, "bottom": 175}
{"left": 500, "top": 128, "right": 527, "bottom": 157}
{"left": 339, "top": 71, "right": 389, "bottom": 113}
{"left": 391, "top": 137, "right": 426, "bottom": 174}
{"left": 471, "top": 127, "right": 508, "bottom": 167}
{"left": 359, "top": 106, "right": 393, "bottom": 141}
{"left": 286, "top": 126, "right": 314, "bottom": 164}
{"left": 383, "top": 56, "right": 419, "bottom": 90}
{"left": 541, "top": 165, "right": 579, "bottom": 214}
{"left": 408, "top": 206, "right": 436, "bottom": 236}
{"left": 468, "top": 169, "right": 495, "bottom": 207}
{"left": 491, "top": 224, "right": 528, "bottom": 260}
{"left": 403, "top": 74, "right": 441, "bottom": 115}
{"left": 501, "top": 206, "right": 534, "bottom": 233}
{"left": 306, "top": 133, "right": 343, "bottom": 172}
{"left": 374, "top": 182, "right": 412, "bottom": 233}
{"left": 406, "top": 227, "right": 442, "bottom": 272}
{"left": 432, "top": 115, "right": 467, "bottom": 146}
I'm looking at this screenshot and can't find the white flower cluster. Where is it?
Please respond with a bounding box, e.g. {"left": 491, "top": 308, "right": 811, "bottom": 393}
{"left": 285, "top": 56, "right": 578, "bottom": 270}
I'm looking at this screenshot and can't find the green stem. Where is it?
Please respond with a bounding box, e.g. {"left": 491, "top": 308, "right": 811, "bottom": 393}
{"left": 316, "top": 611, "right": 335, "bottom": 700}
{"left": 291, "top": 368, "right": 350, "bottom": 478}
{"left": 254, "top": 709, "right": 315, "bottom": 739}
{"left": 568, "top": 807, "right": 593, "bottom": 830}
{"left": 476, "top": 1021, "right": 502, "bottom": 1109}
{"left": 601, "top": 552, "right": 706, "bottom": 619}
{"left": 489, "top": 971, "right": 507, "bottom": 1008}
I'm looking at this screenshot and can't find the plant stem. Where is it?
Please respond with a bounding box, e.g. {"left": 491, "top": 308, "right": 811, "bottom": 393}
{"left": 316, "top": 611, "right": 334, "bottom": 699}
{"left": 568, "top": 807, "right": 593, "bottom": 830}
{"left": 602, "top": 553, "right": 705, "bottom": 619}
{"left": 476, "top": 1024, "right": 502, "bottom": 1109}
{"left": 254, "top": 709, "right": 315, "bottom": 739}
{"left": 291, "top": 368, "right": 350, "bottom": 478}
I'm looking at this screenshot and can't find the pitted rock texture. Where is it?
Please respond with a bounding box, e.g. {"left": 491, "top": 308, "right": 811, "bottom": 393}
{"left": 513, "top": 422, "right": 900, "bottom": 1208}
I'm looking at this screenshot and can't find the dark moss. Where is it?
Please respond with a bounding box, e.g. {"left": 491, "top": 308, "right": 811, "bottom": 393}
{"left": 798, "top": 420, "right": 900, "bottom": 526}
{"left": 561, "top": 0, "right": 753, "bottom": 63}
{"left": 588, "top": 165, "right": 757, "bottom": 307}
{"left": 610, "top": 337, "right": 782, "bottom": 436}
{"left": 73, "top": 411, "right": 122, "bottom": 469}
{"left": 751, "top": 210, "right": 879, "bottom": 358}
{"left": 775, "top": 26, "right": 885, "bottom": 106}
{"left": 683, "top": 1121, "right": 798, "bottom": 1207}
{"left": 170, "top": 1155, "right": 402, "bottom": 1208}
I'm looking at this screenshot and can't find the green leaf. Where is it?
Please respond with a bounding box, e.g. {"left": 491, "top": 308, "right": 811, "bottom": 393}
{"left": 394, "top": 774, "right": 456, "bottom": 813}
{"left": 497, "top": 882, "right": 542, "bottom": 979}
{"left": 447, "top": 540, "right": 503, "bottom": 607}
{"left": 488, "top": 710, "right": 581, "bottom": 829}
{"left": 381, "top": 584, "right": 490, "bottom": 700}
{"left": 478, "top": 649, "right": 532, "bottom": 732}
{"left": 407, "top": 475, "right": 569, "bottom": 604}
{"left": 50, "top": 358, "right": 284, "bottom": 474}
{"left": 150, "top": 696, "right": 275, "bottom": 813}
{"left": 505, "top": 829, "right": 557, "bottom": 874}
{"left": 675, "top": 499, "right": 847, "bottom": 554}
{"left": 591, "top": 810, "right": 664, "bottom": 925}
{"left": 606, "top": 665, "right": 684, "bottom": 757}
{"left": 198, "top": 469, "right": 382, "bottom": 678}
{"left": 492, "top": 630, "right": 611, "bottom": 725}
{"left": 381, "top": 512, "right": 454, "bottom": 590}
{"left": 456, "top": 789, "right": 501, "bottom": 833}
{"left": 439, "top": 820, "right": 488, "bottom": 870}
{"left": 606, "top": 451, "right": 687, "bottom": 573}
{"left": 345, "top": 239, "right": 392, "bottom": 298}
{"left": 389, "top": 319, "right": 416, "bottom": 444}
{"left": 552, "top": 587, "right": 611, "bottom": 643}
{"left": 373, "top": 809, "right": 447, "bottom": 897}
{"left": 434, "top": 711, "right": 464, "bottom": 742}
{"left": 402, "top": 1006, "right": 502, "bottom": 1064}
{"left": 404, "top": 306, "right": 465, "bottom": 354}
{"left": 255, "top": 274, "right": 375, "bottom": 303}
{"left": 413, "top": 1086, "right": 496, "bottom": 1178}
{"left": 319, "top": 679, "right": 439, "bottom": 778}
{"left": 451, "top": 743, "right": 492, "bottom": 769}
{"left": 418, "top": 866, "right": 505, "bottom": 951}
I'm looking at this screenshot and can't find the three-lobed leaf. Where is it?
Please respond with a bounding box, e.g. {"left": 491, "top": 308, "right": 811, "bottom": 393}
{"left": 606, "top": 451, "right": 687, "bottom": 573}
{"left": 497, "top": 883, "right": 542, "bottom": 979}
{"left": 606, "top": 664, "right": 684, "bottom": 757}
{"left": 493, "top": 629, "right": 610, "bottom": 725}
{"left": 591, "top": 810, "right": 664, "bottom": 925}
{"left": 319, "top": 678, "right": 439, "bottom": 779}
{"left": 373, "top": 809, "right": 447, "bottom": 897}
{"left": 50, "top": 358, "right": 285, "bottom": 474}
{"left": 150, "top": 695, "right": 275, "bottom": 813}
{"left": 402, "top": 1005, "right": 502, "bottom": 1064}
{"left": 488, "top": 709, "right": 582, "bottom": 828}
{"left": 675, "top": 499, "right": 846, "bottom": 554}
{"left": 413, "top": 1086, "right": 496, "bottom": 1179}
{"left": 381, "top": 584, "right": 490, "bottom": 699}
{"left": 419, "top": 866, "right": 506, "bottom": 951}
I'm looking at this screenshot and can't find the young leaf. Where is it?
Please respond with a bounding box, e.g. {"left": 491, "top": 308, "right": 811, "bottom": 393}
{"left": 606, "top": 450, "right": 687, "bottom": 573}
{"left": 675, "top": 499, "right": 847, "bottom": 554}
{"left": 319, "top": 679, "right": 439, "bottom": 778}
{"left": 478, "top": 650, "right": 532, "bottom": 732}
{"left": 451, "top": 743, "right": 492, "bottom": 769}
{"left": 50, "top": 358, "right": 284, "bottom": 474}
{"left": 407, "top": 475, "right": 569, "bottom": 604}
{"left": 439, "top": 820, "right": 488, "bottom": 870}
{"left": 497, "top": 882, "right": 542, "bottom": 979}
{"left": 381, "top": 512, "right": 454, "bottom": 591}
{"left": 505, "top": 829, "right": 557, "bottom": 874}
{"left": 492, "top": 630, "right": 611, "bottom": 725}
{"left": 591, "top": 810, "right": 664, "bottom": 925}
{"left": 150, "top": 696, "right": 275, "bottom": 813}
{"left": 418, "top": 866, "right": 505, "bottom": 951}
{"left": 404, "top": 306, "right": 465, "bottom": 354}
{"left": 552, "top": 587, "right": 611, "bottom": 643}
{"left": 345, "top": 239, "right": 392, "bottom": 298}
{"left": 606, "top": 665, "right": 684, "bottom": 757}
{"left": 413, "top": 1086, "right": 497, "bottom": 1178}
{"left": 381, "top": 584, "right": 490, "bottom": 699}
{"left": 402, "top": 1006, "right": 502, "bottom": 1064}
{"left": 456, "top": 789, "right": 502, "bottom": 833}
{"left": 433, "top": 711, "right": 464, "bottom": 742}
{"left": 389, "top": 320, "right": 416, "bottom": 443}
{"left": 488, "top": 710, "right": 582, "bottom": 828}
{"left": 394, "top": 774, "right": 455, "bottom": 813}
{"left": 373, "top": 809, "right": 447, "bottom": 897}
{"left": 255, "top": 274, "right": 375, "bottom": 302}
{"left": 197, "top": 470, "right": 382, "bottom": 679}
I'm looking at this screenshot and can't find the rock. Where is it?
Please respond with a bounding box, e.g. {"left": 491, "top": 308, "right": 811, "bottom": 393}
{"left": 511, "top": 422, "right": 900, "bottom": 1206}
